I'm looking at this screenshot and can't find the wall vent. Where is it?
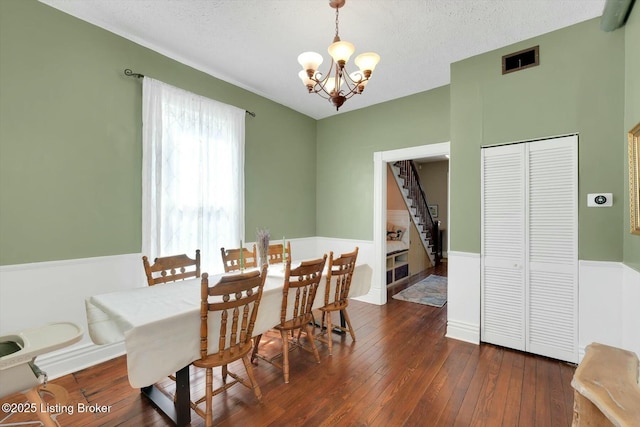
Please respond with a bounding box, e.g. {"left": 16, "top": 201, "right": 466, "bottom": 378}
{"left": 502, "top": 46, "right": 539, "bottom": 74}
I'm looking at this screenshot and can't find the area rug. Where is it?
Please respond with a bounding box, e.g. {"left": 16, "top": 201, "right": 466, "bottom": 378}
{"left": 392, "top": 275, "right": 447, "bottom": 307}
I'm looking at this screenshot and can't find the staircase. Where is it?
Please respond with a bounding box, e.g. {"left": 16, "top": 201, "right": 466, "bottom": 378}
{"left": 391, "top": 160, "right": 441, "bottom": 266}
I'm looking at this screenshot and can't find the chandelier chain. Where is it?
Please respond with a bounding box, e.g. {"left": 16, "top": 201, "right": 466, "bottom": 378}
{"left": 335, "top": 7, "right": 340, "bottom": 40}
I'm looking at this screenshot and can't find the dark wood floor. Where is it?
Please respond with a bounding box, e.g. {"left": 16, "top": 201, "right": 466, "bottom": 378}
{"left": 1, "top": 262, "right": 577, "bottom": 426}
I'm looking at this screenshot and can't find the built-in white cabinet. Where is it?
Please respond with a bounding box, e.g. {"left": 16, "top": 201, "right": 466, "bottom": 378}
{"left": 386, "top": 250, "right": 409, "bottom": 286}
{"left": 481, "top": 135, "right": 578, "bottom": 363}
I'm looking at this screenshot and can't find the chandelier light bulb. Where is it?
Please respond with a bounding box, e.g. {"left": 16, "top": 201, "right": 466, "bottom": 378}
{"left": 327, "top": 40, "right": 355, "bottom": 66}
{"left": 297, "top": 52, "right": 323, "bottom": 74}
{"left": 298, "top": 70, "right": 315, "bottom": 90}
{"left": 354, "top": 52, "right": 380, "bottom": 77}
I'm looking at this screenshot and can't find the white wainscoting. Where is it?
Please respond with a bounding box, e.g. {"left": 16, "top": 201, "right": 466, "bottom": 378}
{"left": 314, "top": 237, "right": 377, "bottom": 304}
{"left": 621, "top": 263, "right": 640, "bottom": 358}
{"left": 445, "top": 251, "right": 481, "bottom": 344}
{"left": 0, "top": 237, "right": 375, "bottom": 379}
{"left": 443, "top": 253, "right": 640, "bottom": 360}
{"left": 3, "top": 244, "right": 635, "bottom": 379}
{"left": 579, "top": 260, "right": 640, "bottom": 360}
{"left": 578, "top": 260, "right": 623, "bottom": 358}
{"left": 277, "top": 237, "right": 376, "bottom": 304}
{"left": 0, "top": 253, "right": 141, "bottom": 379}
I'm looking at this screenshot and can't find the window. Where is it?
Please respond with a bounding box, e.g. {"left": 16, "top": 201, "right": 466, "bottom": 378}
{"left": 142, "top": 78, "right": 244, "bottom": 273}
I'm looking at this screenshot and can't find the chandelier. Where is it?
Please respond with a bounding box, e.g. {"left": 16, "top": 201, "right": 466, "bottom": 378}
{"left": 297, "top": 0, "right": 380, "bottom": 111}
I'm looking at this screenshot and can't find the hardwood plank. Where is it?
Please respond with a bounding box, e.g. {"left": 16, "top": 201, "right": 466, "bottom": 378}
{"left": 404, "top": 340, "right": 475, "bottom": 424}
{"left": 451, "top": 344, "right": 499, "bottom": 425}
{"left": 548, "top": 360, "right": 570, "bottom": 426}
{"left": 534, "top": 357, "right": 553, "bottom": 427}
{"left": 468, "top": 345, "right": 505, "bottom": 426}
{"left": 501, "top": 348, "right": 525, "bottom": 427}
{"left": 364, "top": 337, "right": 450, "bottom": 425}
{"left": 561, "top": 359, "right": 578, "bottom": 426}
{"left": 519, "top": 354, "right": 539, "bottom": 426}
{"left": 481, "top": 346, "right": 515, "bottom": 425}
{"left": 432, "top": 344, "right": 483, "bottom": 425}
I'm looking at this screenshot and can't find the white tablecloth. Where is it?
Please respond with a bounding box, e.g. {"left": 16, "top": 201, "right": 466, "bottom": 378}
{"left": 85, "top": 263, "right": 372, "bottom": 388}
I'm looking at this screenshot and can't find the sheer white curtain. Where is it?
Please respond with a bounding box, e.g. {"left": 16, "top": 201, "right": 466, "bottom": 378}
{"left": 142, "top": 77, "right": 245, "bottom": 274}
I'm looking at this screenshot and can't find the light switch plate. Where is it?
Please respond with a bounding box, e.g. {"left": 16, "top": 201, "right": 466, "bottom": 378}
{"left": 587, "top": 193, "right": 613, "bottom": 207}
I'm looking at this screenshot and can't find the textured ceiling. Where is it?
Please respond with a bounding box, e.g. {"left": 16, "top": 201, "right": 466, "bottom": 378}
{"left": 39, "top": 0, "right": 605, "bottom": 120}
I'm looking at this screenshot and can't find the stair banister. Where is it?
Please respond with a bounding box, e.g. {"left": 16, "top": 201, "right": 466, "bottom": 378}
{"left": 396, "top": 160, "right": 441, "bottom": 266}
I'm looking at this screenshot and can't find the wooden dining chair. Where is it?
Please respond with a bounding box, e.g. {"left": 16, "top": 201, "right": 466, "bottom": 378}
{"left": 317, "top": 247, "right": 359, "bottom": 355}
{"left": 251, "top": 255, "right": 326, "bottom": 383}
{"left": 265, "top": 241, "right": 291, "bottom": 265}
{"left": 220, "top": 244, "right": 258, "bottom": 272}
{"left": 142, "top": 250, "right": 201, "bottom": 286}
{"left": 191, "top": 266, "right": 267, "bottom": 427}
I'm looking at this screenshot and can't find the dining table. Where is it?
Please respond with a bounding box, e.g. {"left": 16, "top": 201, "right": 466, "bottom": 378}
{"left": 85, "top": 261, "right": 372, "bottom": 426}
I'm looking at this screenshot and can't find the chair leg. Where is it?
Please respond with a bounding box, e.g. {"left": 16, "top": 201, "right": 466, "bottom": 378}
{"left": 325, "top": 311, "right": 334, "bottom": 356}
{"left": 280, "top": 329, "right": 290, "bottom": 383}
{"left": 305, "top": 323, "right": 321, "bottom": 363}
{"left": 241, "top": 355, "right": 263, "bottom": 402}
{"left": 205, "top": 367, "right": 213, "bottom": 427}
{"left": 222, "top": 364, "right": 228, "bottom": 384}
{"left": 251, "top": 334, "right": 262, "bottom": 364}
{"left": 341, "top": 308, "right": 356, "bottom": 342}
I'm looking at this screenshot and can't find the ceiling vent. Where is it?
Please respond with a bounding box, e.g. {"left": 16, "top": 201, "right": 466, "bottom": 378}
{"left": 502, "top": 46, "right": 539, "bottom": 74}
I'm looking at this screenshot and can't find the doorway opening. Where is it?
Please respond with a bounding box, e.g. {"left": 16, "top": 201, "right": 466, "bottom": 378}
{"left": 371, "top": 142, "right": 450, "bottom": 305}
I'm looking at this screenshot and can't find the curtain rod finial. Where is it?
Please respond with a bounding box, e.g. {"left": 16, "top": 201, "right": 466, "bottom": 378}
{"left": 124, "top": 68, "right": 144, "bottom": 78}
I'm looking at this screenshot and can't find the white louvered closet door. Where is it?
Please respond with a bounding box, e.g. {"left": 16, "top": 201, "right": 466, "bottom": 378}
{"left": 527, "top": 136, "right": 578, "bottom": 362}
{"left": 481, "top": 135, "right": 578, "bottom": 363}
{"left": 481, "top": 144, "right": 527, "bottom": 351}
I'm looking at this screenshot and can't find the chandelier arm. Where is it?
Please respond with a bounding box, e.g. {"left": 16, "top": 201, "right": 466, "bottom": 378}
{"left": 341, "top": 71, "right": 361, "bottom": 88}
{"left": 338, "top": 67, "right": 368, "bottom": 99}
{"left": 309, "top": 58, "right": 338, "bottom": 98}
{"left": 311, "top": 88, "right": 331, "bottom": 100}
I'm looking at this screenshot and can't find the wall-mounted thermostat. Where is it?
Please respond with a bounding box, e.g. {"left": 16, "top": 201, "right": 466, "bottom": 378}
{"left": 587, "top": 193, "right": 613, "bottom": 207}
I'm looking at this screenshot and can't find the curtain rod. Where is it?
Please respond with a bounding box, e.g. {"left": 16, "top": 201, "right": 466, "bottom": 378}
{"left": 124, "top": 69, "right": 256, "bottom": 117}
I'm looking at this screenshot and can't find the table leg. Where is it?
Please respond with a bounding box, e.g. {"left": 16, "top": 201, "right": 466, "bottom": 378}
{"left": 175, "top": 366, "right": 191, "bottom": 425}
{"left": 141, "top": 365, "right": 191, "bottom": 426}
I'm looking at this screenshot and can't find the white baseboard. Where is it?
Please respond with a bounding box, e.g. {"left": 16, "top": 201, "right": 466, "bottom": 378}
{"left": 446, "top": 320, "right": 480, "bottom": 344}
{"left": 36, "top": 342, "right": 125, "bottom": 380}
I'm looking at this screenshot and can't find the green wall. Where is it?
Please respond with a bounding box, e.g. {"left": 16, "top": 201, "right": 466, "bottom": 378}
{"left": 0, "top": 0, "right": 317, "bottom": 265}
{"left": 450, "top": 18, "right": 625, "bottom": 261}
{"left": 624, "top": 4, "right": 640, "bottom": 271}
{"left": 2, "top": 1, "right": 636, "bottom": 269}
{"left": 316, "top": 86, "right": 451, "bottom": 240}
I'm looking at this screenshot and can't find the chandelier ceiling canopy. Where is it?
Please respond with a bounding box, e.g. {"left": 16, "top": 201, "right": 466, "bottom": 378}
{"left": 297, "top": 0, "right": 380, "bottom": 111}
